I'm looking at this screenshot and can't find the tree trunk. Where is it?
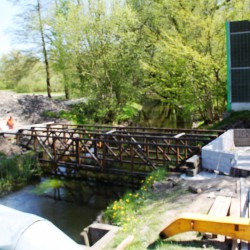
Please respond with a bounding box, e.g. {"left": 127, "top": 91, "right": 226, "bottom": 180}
{"left": 63, "top": 72, "right": 70, "bottom": 99}
{"left": 37, "top": 0, "right": 51, "bottom": 98}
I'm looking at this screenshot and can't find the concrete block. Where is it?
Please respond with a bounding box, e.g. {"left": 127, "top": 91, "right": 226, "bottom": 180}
{"left": 186, "top": 167, "right": 200, "bottom": 177}
{"left": 186, "top": 155, "right": 200, "bottom": 169}
{"left": 81, "top": 223, "right": 120, "bottom": 250}
{"left": 201, "top": 130, "right": 236, "bottom": 174}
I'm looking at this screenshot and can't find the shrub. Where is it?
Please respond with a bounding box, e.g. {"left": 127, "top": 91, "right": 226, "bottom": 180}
{"left": 0, "top": 151, "right": 41, "bottom": 195}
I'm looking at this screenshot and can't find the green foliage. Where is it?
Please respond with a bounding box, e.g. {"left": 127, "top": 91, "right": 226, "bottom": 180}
{"left": 0, "top": 51, "right": 38, "bottom": 90}
{"left": 5, "top": 0, "right": 250, "bottom": 124}
{"left": 0, "top": 81, "right": 7, "bottom": 90}
{"left": 42, "top": 107, "right": 88, "bottom": 124}
{"left": 60, "top": 105, "right": 88, "bottom": 124}
{"left": 32, "top": 179, "right": 64, "bottom": 195}
{"left": 41, "top": 110, "right": 61, "bottom": 119}
{"left": 138, "top": 0, "right": 231, "bottom": 122}
{"left": 0, "top": 151, "right": 41, "bottom": 195}
{"left": 103, "top": 169, "right": 166, "bottom": 228}
{"left": 56, "top": 100, "right": 143, "bottom": 125}
{"left": 49, "top": 1, "right": 145, "bottom": 121}
{"left": 118, "top": 102, "right": 142, "bottom": 121}
{"left": 0, "top": 51, "right": 63, "bottom": 93}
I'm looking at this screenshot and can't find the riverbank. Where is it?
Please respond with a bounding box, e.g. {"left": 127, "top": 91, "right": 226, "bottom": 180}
{"left": 0, "top": 138, "right": 41, "bottom": 196}
{"left": 102, "top": 172, "right": 238, "bottom": 250}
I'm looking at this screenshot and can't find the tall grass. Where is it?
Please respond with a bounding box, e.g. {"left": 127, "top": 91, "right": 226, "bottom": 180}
{"left": 103, "top": 169, "right": 166, "bottom": 228}
{"left": 0, "top": 151, "right": 41, "bottom": 195}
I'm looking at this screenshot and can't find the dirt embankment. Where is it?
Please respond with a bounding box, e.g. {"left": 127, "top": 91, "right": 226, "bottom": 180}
{"left": 0, "top": 91, "right": 67, "bottom": 130}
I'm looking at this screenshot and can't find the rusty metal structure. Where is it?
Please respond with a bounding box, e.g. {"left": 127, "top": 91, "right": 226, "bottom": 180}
{"left": 2, "top": 124, "right": 223, "bottom": 186}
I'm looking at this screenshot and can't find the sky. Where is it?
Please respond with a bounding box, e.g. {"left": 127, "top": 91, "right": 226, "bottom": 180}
{"left": 0, "top": 0, "right": 19, "bottom": 56}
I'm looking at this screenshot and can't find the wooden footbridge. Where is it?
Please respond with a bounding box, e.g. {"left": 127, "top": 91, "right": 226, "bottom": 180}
{"left": 2, "top": 124, "right": 223, "bottom": 185}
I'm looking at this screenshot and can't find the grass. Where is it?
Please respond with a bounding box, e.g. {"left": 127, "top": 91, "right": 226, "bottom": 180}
{"left": 101, "top": 172, "right": 195, "bottom": 250}
{"left": 0, "top": 151, "right": 41, "bottom": 196}
{"left": 102, "top": 170, "right": 227, "bottom": 250}
{"left": 104, "top": 170, "right": 166, "bottom": 226}
{"left": 148, "top": 234, "right": 226, "bottom": 250}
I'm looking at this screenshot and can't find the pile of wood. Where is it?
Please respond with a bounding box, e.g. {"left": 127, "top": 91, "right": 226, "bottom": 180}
{"left": 204, "top": 178, "right": 250, "bottom": 249}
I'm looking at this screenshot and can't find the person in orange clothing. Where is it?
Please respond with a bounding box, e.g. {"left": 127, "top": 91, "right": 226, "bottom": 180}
{"left": 7, "top": 116, "right": 14, "bottom": 129}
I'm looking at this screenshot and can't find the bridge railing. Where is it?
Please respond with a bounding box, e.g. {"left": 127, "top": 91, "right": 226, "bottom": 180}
{"left": 3, "top": 124, "right": 221, "bottom": 178}
{"left": 44, "top": 123, "right": 224, "bottom": 135}
{"left": 0, "top": 124, "right": 223, "bottom": 184}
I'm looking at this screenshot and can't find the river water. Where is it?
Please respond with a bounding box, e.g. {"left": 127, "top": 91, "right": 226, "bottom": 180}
{"left": 0, "top": 181, "right": 124, "bottom": 243}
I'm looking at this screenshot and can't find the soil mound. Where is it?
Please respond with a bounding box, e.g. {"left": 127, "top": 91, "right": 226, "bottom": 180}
{"left": 0, "top": 137, "right": 23, "bottom": 156}
{"left": 0, "top": 91, "right": 67, "bottom": 129}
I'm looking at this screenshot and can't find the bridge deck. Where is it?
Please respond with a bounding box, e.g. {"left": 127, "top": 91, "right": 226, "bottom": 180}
{"left": 1, "top": 124, "right": 224, "bottom": 186}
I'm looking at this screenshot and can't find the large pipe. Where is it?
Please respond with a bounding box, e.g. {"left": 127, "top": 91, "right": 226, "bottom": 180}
{"left": 0, "top": 205, "right": 84, "bottom": 250}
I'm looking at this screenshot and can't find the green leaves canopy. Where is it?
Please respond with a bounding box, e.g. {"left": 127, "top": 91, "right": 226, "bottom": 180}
{"left": 4, "top": 0, "right": 250, "bottom": 124}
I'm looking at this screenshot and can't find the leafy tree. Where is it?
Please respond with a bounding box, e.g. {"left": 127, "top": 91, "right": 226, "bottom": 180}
{"left": 50, "top": 0, "right": 145, "bottom": 123}
{"left": 135, "top": 0, "right": 250, "bottom": 122}
{"left": 0, "top": 50, "right": 62, "bottom": 93}
{"left": 7, "top": 0, "right": 250, "bottom": 125}
{"left": 37, "top": 0, "right": 52, "bottom": 98}
{"left": 9, "top": 0, "right": 53, "bottom": 98}
{"left": 0, "top": 51, "right": 39, "bottom": 90}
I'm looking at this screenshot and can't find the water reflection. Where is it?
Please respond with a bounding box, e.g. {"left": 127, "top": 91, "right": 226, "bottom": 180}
{"left": 133, "top": 99, "right": 192, "bottom": 128}
{"left": 0, "top": 181, "right": 126, "bottom": 243}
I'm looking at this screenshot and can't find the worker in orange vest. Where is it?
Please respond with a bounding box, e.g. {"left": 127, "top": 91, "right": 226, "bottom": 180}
{"left": 7, "top": 116, "right": 14, "bottom": 129}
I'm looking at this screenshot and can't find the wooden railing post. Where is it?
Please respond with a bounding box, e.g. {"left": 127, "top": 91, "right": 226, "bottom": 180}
{"left": 176, "top": 146, "right": 180, "bottom": 166}
{"left": 130, "top": 144, "right": 134, "bottom": 182}
{"left": 102, "top": 137, "right": 106, "bottom": 170}
{"left": 76, "top": 139, "right": 81, "bottom": 165}
{"left": 52, "top": 137, "right": 57, "bottom": 162}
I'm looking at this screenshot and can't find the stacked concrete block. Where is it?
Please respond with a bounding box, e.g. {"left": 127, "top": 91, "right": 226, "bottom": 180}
{"left": 186, "top": 155, "right": 201, "bottom": 176}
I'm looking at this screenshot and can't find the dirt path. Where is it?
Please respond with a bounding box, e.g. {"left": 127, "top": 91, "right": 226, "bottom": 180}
{"left": 0, "top": 90, "right": 67, "bottom": 130}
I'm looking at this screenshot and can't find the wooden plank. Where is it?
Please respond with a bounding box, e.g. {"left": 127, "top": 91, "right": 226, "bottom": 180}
{"left": 240, "top": 178, "right": 249, "bottom": 250}
{"left": 230, "top": 180, "right": 241, "bottom": 217}
{"left": 115, "top": 235, "right": 134, "bottom": 250}
{"left": 204, "top": 196, "right": 231, "bottom": 240}
{"left": 240, "top": 178, "right": 248, "bottom": 217}
{"left": 173, "top": 132, "right": 185, "bottom": 138}
{"left": 230, "top": 180, "right": 241, "bottom": 250}
{"left": 208, "top": 196, "right": 231, "bottom": 217}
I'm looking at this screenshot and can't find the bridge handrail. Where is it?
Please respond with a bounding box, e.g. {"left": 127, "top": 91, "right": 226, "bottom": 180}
{"left": 14, "top": 128, "right": 220, "bottom": 141}
{"left": 45, "top": 123, "right": 224, "bottom": 134}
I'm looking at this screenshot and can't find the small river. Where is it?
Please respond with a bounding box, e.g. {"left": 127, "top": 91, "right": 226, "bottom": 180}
{"left": 0, "top": 99, "right": 192, "bottom": 243}
{"left": 0, "top": 181, "right": 124, "bottom": 243}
